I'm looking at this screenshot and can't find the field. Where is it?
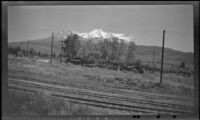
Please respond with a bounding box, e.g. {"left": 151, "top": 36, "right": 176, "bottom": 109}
{"left": 8, "top": 55, "right": 194, "bottom": 115}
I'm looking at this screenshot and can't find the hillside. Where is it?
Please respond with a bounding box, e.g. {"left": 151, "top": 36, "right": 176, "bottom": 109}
{"left": 135, "top": 45, "right": 194, "bottom": 69}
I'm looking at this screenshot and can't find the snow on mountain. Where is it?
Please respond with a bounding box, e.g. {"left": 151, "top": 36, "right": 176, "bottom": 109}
{"left": 78, "top": 32, "right": 89, "bottom": 38}
{"left": 88, "top": 29, "right": 109, "bottom": 38}
{"left": 78, "top": 29, "right": 132, "bottom": 43}
{"left": 76, "top": 29, "right": 108, "bottom": 39}
{"left": 55, "top": 29, "right": 132, "bottom": 43}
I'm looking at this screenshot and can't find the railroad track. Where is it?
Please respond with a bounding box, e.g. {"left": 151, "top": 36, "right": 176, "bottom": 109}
{"left": 8, "top": 78, "right": 193, "bottom": 114}
{"left": 8, "top": 74, "right": 193, "bottom": 103}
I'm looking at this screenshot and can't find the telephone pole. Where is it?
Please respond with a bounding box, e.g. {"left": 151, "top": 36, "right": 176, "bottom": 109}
{"left": 153, "top": 51, "right": 155, "bottom": 66}
{"left": 152, "top": 51, "right": 155, "bottom": 73}
{"left": 160, "top": 30, "right": 165, "bottom": 85}
{"left": 50, "top": 32, "right": 54, "bottom": 64}
{"left": 27, "top": 40, "right": 29, "bottom": 57}
{"left": 59, "top": 40, "right": 64, "bottom": 63}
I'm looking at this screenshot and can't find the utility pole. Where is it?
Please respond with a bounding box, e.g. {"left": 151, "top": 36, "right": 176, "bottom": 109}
{"left": 152, "top": 51, "right": 155, "bottom": 73}
{"left": 27, "top": 40, "right": 29, "bottom": 57}
{"left": 153, "top": 51, "right": 155, "bottom": 66}
{"left": 160, "top": 30, "right": 165, "bottom": 85}
{"left": 50, "top": 32, "right": 54, "bottom": 64}
{"left": 59, "top": 40, "right": 64, "bottom": 63}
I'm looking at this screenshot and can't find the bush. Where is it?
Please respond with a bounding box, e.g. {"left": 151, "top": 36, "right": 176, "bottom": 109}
{"left": 87, "top": 56, "right": 96, "bottom": 64}
{"left": 135, "top": 59, "right": 142, "bottom": 67}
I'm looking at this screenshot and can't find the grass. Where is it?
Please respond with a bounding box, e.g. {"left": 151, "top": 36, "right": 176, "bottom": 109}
{"left": 7, "top": 89, "right": 133, "bottom": 116}
{"left": 7, "top": 56, "right": 194, "bottom": 115}
{"left": 7, "top": 89, "right": 90, "bottom": 116}
{"left": 8, "top": 55, "right": 194, "bottom": 97}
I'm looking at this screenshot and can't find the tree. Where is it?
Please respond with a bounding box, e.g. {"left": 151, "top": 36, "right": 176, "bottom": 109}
{"left": 52, "top": 53, "right": 56, "bottom": 58}
{"left": 84, "top": 39, "right": 94, "bottom": 58}
{"left": 34, "top": 50, "right": 37, "bottom": 56}
{"left": 125, "top": 41, "right": 136, "bottom": 65}
{"left": 108, "top": 37, "right": 127, "bottom": 72}
{"left": 116, "top": 39, "right": 127, "bottom": 62}
{"left": 22, "top": 49, "right": 26, "bottom": 56}
{"left": 38, "top": 51, "right": 41, "bottom": 57}
{"left": 8, "top": 47, "right": 16, "bottom": 55}
{"left": 109, "top": 37, "right": 119, "bottom": 61}
{"left": 29, "top": 48, "right": 35, "bottom": 57}
{"left": 180, "top": 61, "right": 186, "bottom": 69}
{"left": 99, "top": 38, "right": 112, "bottom": 62}
{"left": 63, "top": 33, "right": 81, "bottom": 60}
{"left": 16, "top": 46, "right": 21, "bottom": 57}
{"left": 42, "top": 53, "right": 48, "bottom": 58}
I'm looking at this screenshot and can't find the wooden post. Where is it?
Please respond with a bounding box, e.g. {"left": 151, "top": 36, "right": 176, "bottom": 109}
{"left": 153, "top": 51, "right": 155, "bottom": 66}
{"left": 152, "top": 51, "right": 155, "bottom": 73}
{"left": 160, "top": 30, "right": 165, "bottom": 85}
{"left": 61, "top": 41, "right": 63, "bottom": 62}
{"left": 59, "top": 40, "right": 64, "bottom": 63}
{"left": 50, "top": 32, "right": 54, "bottom": 64}
{"left": 27, "top": 40, "right": 29, "bottom": 57}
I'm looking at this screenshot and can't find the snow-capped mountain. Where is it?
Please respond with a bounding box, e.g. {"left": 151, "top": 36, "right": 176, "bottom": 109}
{"left": 54, "top": 29, "right": 132, "bottom": 43}
{"left": 77, "top": 29, "right": 131, "bottom": 43}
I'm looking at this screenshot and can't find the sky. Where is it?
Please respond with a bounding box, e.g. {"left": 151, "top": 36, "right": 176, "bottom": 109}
{"left": 8, "top": 5, "right": 193, "bottom": 52}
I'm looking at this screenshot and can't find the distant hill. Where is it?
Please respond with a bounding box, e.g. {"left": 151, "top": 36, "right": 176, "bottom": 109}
{"left": 134, "top": 45, "right": 193, "bottom": 69}
{"left": 8, "top": 36, "right": 60, "bottom": 55}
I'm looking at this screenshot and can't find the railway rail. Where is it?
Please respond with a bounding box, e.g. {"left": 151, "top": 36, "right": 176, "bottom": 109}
{"left": 8, "top": 77, "right": 193, "bottom": 114}
{"left": 8, "top": 73, "right": 193, "bottom": 102}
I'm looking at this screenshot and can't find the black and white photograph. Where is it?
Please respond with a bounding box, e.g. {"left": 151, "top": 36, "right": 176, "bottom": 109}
{"left": 6, "top": 3, "right": 196, "bottom": 116}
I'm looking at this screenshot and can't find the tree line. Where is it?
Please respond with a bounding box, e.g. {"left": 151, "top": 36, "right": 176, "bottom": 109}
{"left": 62, "top": 33, "right": 137, "bottom": 66}
{"left": 61, "top": 33, "right": 192, "bottom": 76}
{"left": 8, "top": 33, "right": 191, "bottom": 76}
{"left": 8, "top": 46, "right": 56, "bottom": 58}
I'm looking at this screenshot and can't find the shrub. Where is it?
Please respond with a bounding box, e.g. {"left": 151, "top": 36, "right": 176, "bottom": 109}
{"left": 135, "top": 59, "right": 142, "bottom": 67}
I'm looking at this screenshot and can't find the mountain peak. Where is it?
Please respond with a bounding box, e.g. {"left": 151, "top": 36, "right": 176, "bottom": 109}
{"left": 54, "top": 29, "right": 132, "bottom": 43}
{"left": 88, "top": 29, "right": 108, "bottom": 38}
